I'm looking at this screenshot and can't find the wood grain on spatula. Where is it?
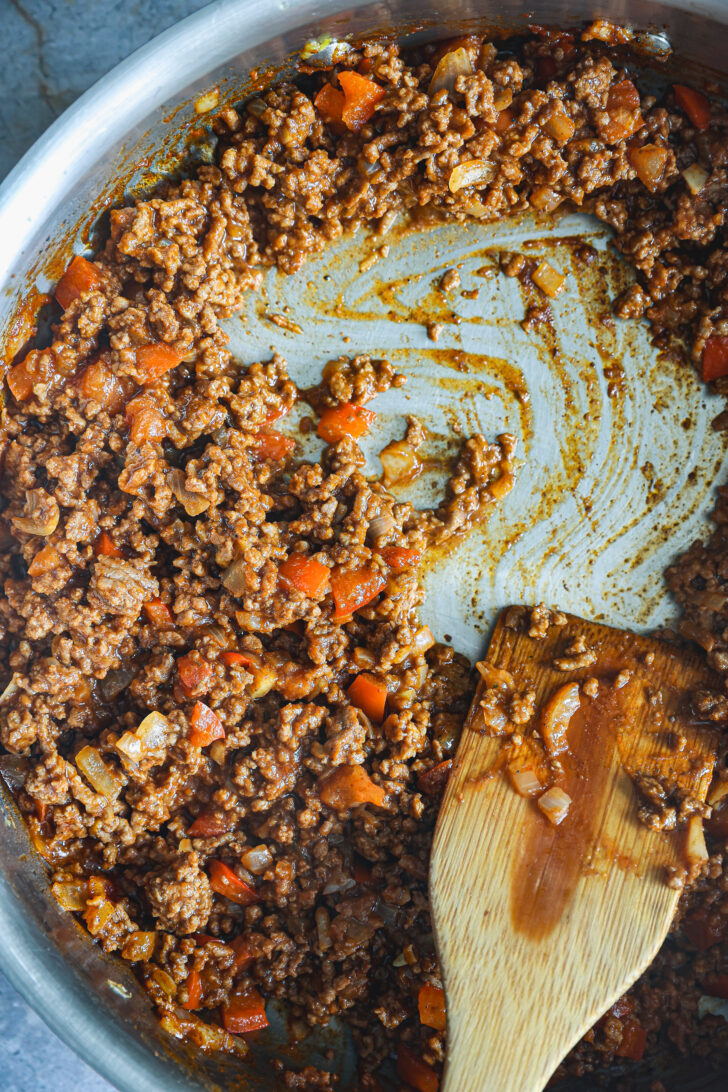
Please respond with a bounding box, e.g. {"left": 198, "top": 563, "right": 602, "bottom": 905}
{"left": 430, "top": 608, "right": 718, "bottom": 1092}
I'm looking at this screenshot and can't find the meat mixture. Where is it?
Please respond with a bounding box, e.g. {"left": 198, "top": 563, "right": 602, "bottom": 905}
{"left": 2, "top": 20, "right": 728, "bottom": 1091}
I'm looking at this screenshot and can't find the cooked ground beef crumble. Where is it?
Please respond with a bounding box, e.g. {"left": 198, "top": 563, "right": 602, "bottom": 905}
{"left": 2, "top": 20, "right": 728, "bottom": 1090}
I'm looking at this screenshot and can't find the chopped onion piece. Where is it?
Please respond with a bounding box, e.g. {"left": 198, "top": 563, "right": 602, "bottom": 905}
{"left": 541, "top": 682, "right": 581, "bottom": 755}
{"left": 248, "top": 664, "right": 276, "bottom": 699}
{"left": 0, "top": 675, "right": 19, "bottom": 703}
{"left": 681, "top": 163, "right": 709, "bottom": 195}
{"left": 75, "top": 745, "right": 124, "bottom": 800}
{"left": 476, "top": 662, "right": 515, "bottom": 689}
{"left": 449, "top": 158, "right": 495, "bottom": 193}
{"left": 13, "top": 489, "right": 60, "bottom": 536}
{"left": 429, "top": 48, "right": 473, "bottom": 95}
{"left": 122, "top": 931, "right": 157, "bottom": 962}
{"left": 52, "top": 879, "right": 88, "bottom": 911}
{"left": 628, "top": 144, "right": 669, "bottom": 192}
{"left": 530, "top": 185, "right": 563, "bottom": 213}
{"left": 366, "top": 514, "right": 395, "bottom": 544}
{"left": 537, "top": 786, "right": 572, "bottom": 825}
{"left": 544, "top": 107, "right": 575, "bottom": 144}
{"left": 379, "top": 441, "right": 421, "bottom": 485}
{"left": 194, "top": 88, "right": 220, "bottom": 114}
{"left": 168, "top": 468, "right": 210, "bottom": 517}
{"left": 533, "top": 260, "right": 565, "bottom": 297}
{"left": 412, "top": 625, "right": 435, "bottom": 655}
{"left": 152, "top": 967, "right": 177, "bottom": 997}
{"left": 138, "top": 711, "right": 171, "bottom": 750}
{"left": 508, "top": 763, "right": 542, "bottom": 798}
{"left": 241, "top": 845, "right": 273, "bottom": 875}
{"left": 222, "top": 559, "right": 250, "bottom": 596}
{"left": 686, "top": 815, "right": 709, "bottom": 877}
{"left": 698, "top": 995, "right": 728, "bottom": 1022}
{"left": 315, "top": 907, "right": 332, "bottom": 950}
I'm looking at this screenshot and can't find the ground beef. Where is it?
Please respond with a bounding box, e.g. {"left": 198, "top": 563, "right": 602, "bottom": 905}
{"left": 2, "top": 19, "right": 728, "bottom": 1092}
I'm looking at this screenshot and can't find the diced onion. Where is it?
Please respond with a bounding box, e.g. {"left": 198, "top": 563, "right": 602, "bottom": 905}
{"left": 681, "top": 163, "right": 709, "bottom": 195}
{"left": 449, "top": 158, "right": 495, "bottom": 193}
{"left": 168, "top": 468, "right": 210, "bottom": 517}
{"left": 75, "top": 745, "right": 124, "bottom": 800}
{"left": 315, "top": 907, "right": 332, "bottom": 950}
{"left": 122, "top": 930, "right": 157, "bottom": 962}
{"left": 541, "top": 682, "right": 581, "bottom": 756}
{"left": 544, "top": 107, "right": 575, "bottom": 144}
{"left": 248, "top": 664, "right": 276, "bottom": 699}
{"left": 532, "top": 260, "right": 566, "bottom": 298}
{"left": 222, "top": 559, "right": 250, "bottom": 596}
{"left": 84, "top": 898, "right": 116, "bottom": 935}
{"left": 152, "top": 967, "right": 177, "bottom": 997}
{"left": 116, "top": 711, "right": 171, "bottom": 766}
{"left": 537, "top": 786, "right": 572, "bottom": 825}
{"left": 194, "top": 88, "right": 220, "bottom": 114}
{"left": 429, "top": 48, "right": 473, "bottom": 95}
{"left": 241, "top": 845, "right": 273, "bottom": 874}
{"left": 13, "top": 490, "right": 60, "bottom": 537}
{"left": 529, "top": 186, "right": 563, "bottom": 212}
{"left": 628, "top": 144, "right": 669, "bottom": 191}
{"left": 412, "top": 625, "right": 435, "bottom": 654}
{"left": 476, "top": 662, "right": 515, "bottom": 689}
{"left": 0, "top": 675, "right": 19, "bottom": 703}
{"left": 508, "top": 764, "right": 542, "bottom": 798}
{"left": 379, "top": 441, "right": 421, "bottom": 485}
{"left": 366, "top": 514, "right": 395, "bottom": 544}
{"left": 51, "top": 879, "right": 88, "bottom": 911}
{"left": 686, "top": 815, "right": 709, "bottom": 876}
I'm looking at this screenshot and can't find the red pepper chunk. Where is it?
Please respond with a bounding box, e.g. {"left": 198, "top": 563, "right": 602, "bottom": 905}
{"left": 253, "top": 429, "right": 296, "bottom": 461}
{"left": 231, "top": 936, "right": 255, "bottom": 972}
{"left": 208, "top": 860, "right": 259, "bottom": 906}
{"left": 177, "top": 652, "right": 212, "bottom": 696}
{"left": 219, "top": 651, "right": 257, "bottom": 668}
{"left": 674, "top": 84, "right": 711, "bottom": 131}
{"left": 94, "top": 531, "right": 123, "bottom": 558}
{"left": 317, "top": 403, "right": 376, "bottom": 444}
{"left": 55, "top": 256, "right": 103, "bottom": 311}
{"left": 396, "top": 1045, "right": 440, "bottom": 1092}
{"left": 702, "top": 336, "right": 728, "bottom": 382}
{"left": 318, "top": 765, "right": 386, "bottom": 809}
{"left": 330, "top": 566, "right": 386, "bottom": 619}
{"left": 188, "top": 701, "right": 225, "bottom": 747}
{"left": 188, "top": 811, "right": 232, "bottom": 837}
{"left": 279, "top": 553, "right": 330, "bottom": 597}
{"left": 615, "top": 1018, "right": 647, "bottom": 1061}
{"left": 314, "top": 83, "right": 345, "bottom": 125}
{"left": 221, "top": 987, "right": 269, "bottom": 1034}
{"left": 379, "top": 546, "right": 422, "bottom": 572}
{"left": 418, "top": 982, "right": 447, "bottom": 1031}
{"left": 338, "top": 71, "right": 385, "bottom": 131}
{"left": 143, "top": 597, "right": 174, "bottom": 627}
{"left": 347, "top": 673, "right": 388, "bottom": 722}
{"left": 135, "top": 342, "right": 183, "bottom": 382}
{"left": 182, "top": 968, "right": 203, "bottom": 1011}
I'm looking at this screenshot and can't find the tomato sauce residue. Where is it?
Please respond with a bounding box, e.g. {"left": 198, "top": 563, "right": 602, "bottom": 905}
{"left": 509, "top": 685, "right": 622, "bottom": 939}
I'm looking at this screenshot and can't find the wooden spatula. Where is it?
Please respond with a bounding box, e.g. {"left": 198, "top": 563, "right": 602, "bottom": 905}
{"left": 430, "top": 607, "right": 718, "bottom": 1092}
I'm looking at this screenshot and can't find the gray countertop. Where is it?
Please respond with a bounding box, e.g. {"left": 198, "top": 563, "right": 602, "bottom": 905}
{"left": 0, "top": 3, "right": 211, "bottom": 1086}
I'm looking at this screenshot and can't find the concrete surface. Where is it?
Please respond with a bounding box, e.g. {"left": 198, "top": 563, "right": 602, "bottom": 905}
{"left": 0, "top": 3, "right": 212, "bottom": 1086}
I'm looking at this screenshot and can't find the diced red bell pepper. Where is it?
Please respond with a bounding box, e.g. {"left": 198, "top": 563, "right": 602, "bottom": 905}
{"left": 135, "top": 342, "right": 183, "bottom": 382}
{"left": 702, "top": 337, "right": 728, "bottom": 382}
{"left": 347, "top": 673, "right": 388, "bottom": 722}
{"left": 221, "top": 986, "right": 269, "bottom": 1034}
{"left": 143, "top": 597, "right": 174, "bottom": 627}
{"left": 674, "top": 84, "right": 711, "bottom": 131}
{"left": 379, "top": 546, "right": 422, "bottom": 572}
{"left": 396, "top": 1044, "right": 440, "bottom": 1092}
{"left": 27, "top": 544, "right": 61, "bottom": 578}
{"left": 330, "top": 566, "right": 386, "bottom": 619}
{"left": 219, "top": 651, "right": 257, "bottom": 668}
{"left": 182, "top": 968, "right": 203, "bottom": 1011}
{"left": 188, "top": 811, "right": 232, "bottom": 837}
{"left": 253, "top": 429, "right": 296, "bottom": 461}
{"left": 417, "top": 759, "right": 453, "bottom": 798}
{"left": 208, "top": 860, "right": 259, "bottom": 906}
{"left": 615, "top": 1018, "right": 647, "bottom": 1061}
{"left": 317, "top": 402, "right": 376, "bottom": 444}
{"left": 94, "top": 532, "right": 123, "bottom": 558}
{"left": 188, "top": 701, "right": 225, "bottom": 747}
{"left": 55, "top": 255, "right": 103, "bottom": 310}
{"left": 314, "top": 83, "right": 346, "bottom": 125}
{"left": 338, "top": 71, "right": 385, "bottom": 131}
{"left": 279, "top": 553, "right": 330, "bottom": 597}
{"left": 75, "top": 358, "right": 124, "bottom": 412}
{"left": 231, "top": 936, "right": 255, "bottom": 972}
{"left": 418, "top": 982, "right": 447, "bottom": 1031}
{"left": 177, "top": 652, "right": 212, "bottom": 696}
